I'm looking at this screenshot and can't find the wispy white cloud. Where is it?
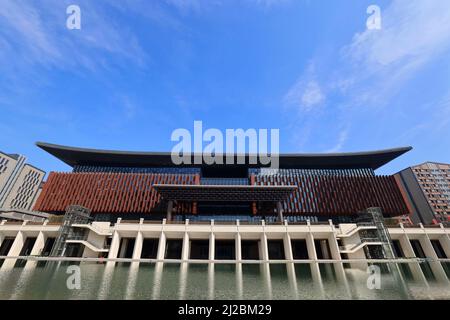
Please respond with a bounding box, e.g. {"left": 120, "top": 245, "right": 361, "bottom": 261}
{"left": 284, "top": 63, "right": 325, "bottom": 112}
{"left": 284, "top": 0, "right": 450, "bottom": 152}
{"left": 0, "top": 0, "right": 149, "bottom": 78}
{"left": 325, "top": 128, "right": 348, "bottom": 153}
{"left": 338, "top": 0, "right": 450, "bottom": 108}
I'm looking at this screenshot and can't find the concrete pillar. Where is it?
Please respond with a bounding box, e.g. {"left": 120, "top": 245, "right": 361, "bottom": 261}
{"left": 327, "top": 235, "right": 349, "bottom": 288}
{"left": 283, "top": 232, "right": 298, "bottom": 298}
{"left": 260, "top": 233, "right": 269, "bottom": 261}
{"left": 166, "top": 200, "right": 173, "bottom": 222}
{"left": 235, "top": 233, "right": 242, "bottom": 261}
{"left": 2, "top": 231, "right": 25, "bottom": 269}
{"left": 398, "top": 234, "right": 427, "bottom": 283}
{"left": 277, "top": 201, "right": 284, "bottom": 222}
{"left": 438, "top": 235, "right": 450, "bottom": 258}
{"left": 306, "top": 232, "right": 322, "bottom": 286}
{"left": 106, "top": 231, "right": 121, "bottom": 267}
{"left": 7, "top": 231, "right": 25, "bottom": 257}
{"left": 419, "top": 236, "right": 449, "bottom": 283}
{"left": 182, "top": 233, "right": 190, "bottom": 261}
{"left": 283, "top": 233, "right": 294, "bottom": 261}
{"left": 24, "top": 231, "right": 46, "bottom": 269}
{"left": 157, "top": 232, "right": 166, "bottom": 260}
{"left": 132, "top": 232, "right": 143, "bottom": 260}
{"left": 209, "top": 233, "right": 215, "bottom": 261}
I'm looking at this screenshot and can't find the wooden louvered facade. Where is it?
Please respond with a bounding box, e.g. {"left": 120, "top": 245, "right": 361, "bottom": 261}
{"left": 34, "top": 171, "right": 409, "bottom": 217}
{"left": 33, "top": 172, "right": 200, "bottom": 214}
{"left": 251, "top": 174, "right": 408, "bottom": 216}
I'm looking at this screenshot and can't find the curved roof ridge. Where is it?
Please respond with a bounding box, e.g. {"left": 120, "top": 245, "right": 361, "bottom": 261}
{"left": 36, "top": 141, "right": 412, "bottom": 170}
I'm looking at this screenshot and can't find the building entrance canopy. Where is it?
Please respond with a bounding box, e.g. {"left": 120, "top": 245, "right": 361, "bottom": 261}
{"left": 153, "top": 184, "right": 297, "bottom": 202}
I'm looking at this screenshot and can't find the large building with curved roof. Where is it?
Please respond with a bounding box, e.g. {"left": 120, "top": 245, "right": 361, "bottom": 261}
{"left": 33, "top": 142, "right": 412, "bottom": 223}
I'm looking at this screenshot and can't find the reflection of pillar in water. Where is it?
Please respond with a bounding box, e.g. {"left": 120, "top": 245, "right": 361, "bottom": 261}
{"left": 327, "top": 234, "right": 350, "bottom": 298}
{"left": 9, "top": 268, "right": 34, "bottom": 300}
{"left": 179, "top": 262, "right": 188, "bottom": 300}
{"left": 386, "top": 261, "right": 411, "bottom": 300}
{"left": 125, "top": 264, "right": 139, "bottom": 300}
{"left": 98, "top": 264, "right": 115, "bottom": 300}
{"left": 286, "top": 262, "right": 298, "bottom": 299}
{"left": 261, "top": 262, "right": 272, "bottom": 300}
{"left": 0, "top": 268, "right": 13, "bottom": 295}
{"left": 208, "top": 263, "right": 214, "bottom": 300}
{"left": 152, "top": 262, "right": 164, "bottom": 300}
{"left": 236, "top": 263, "right": 243, "bottom": 299}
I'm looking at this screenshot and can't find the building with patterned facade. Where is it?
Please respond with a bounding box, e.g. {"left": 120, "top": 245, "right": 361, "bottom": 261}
{"left": 396, "top": 162, "right": 450, "bottom": 225}
{"left": 0, "top": 150, "right": 45, "bottom": 214}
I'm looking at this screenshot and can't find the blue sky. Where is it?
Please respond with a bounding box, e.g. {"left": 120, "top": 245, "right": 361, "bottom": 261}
{"left": 1, "top": 0, "right": 450, "bottom": 175}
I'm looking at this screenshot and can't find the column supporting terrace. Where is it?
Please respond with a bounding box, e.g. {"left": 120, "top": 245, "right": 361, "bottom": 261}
{"left": 2, "top": 231, "right": 25, "bottom": 269}
{"left": 157, "top": 232, "right": 167, "bottom": 260}
{"left": 166, "top": 200, "right": 174, "bottom": 222}
{"left": 209, "top": 232, "right": 215, "bottom": 261}
{"left": 25, "top": 231, "right": 46, "bottom": 269}
{"left": 235, "top": 232, "right": 242, "bottom": 262}
{"left": 398, "top": 233, "right": 427, "bottom": 284}
{"left": 106, "top": 231, "right": 121, "bottom": 267}
{"left": 419, "top": 232, "right": 449, "bottom": 283}
{"left": 182, "top": 232, "right": 190, "bottom": 261}
{"left": 132, "top": 232, "right": 144, "bottom": 260}
{"left": 306, "top": 230, "right": 322, "bottom": 287}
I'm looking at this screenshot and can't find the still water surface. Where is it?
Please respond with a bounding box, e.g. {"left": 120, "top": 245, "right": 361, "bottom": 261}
{"left": 0, "top": 260, "right": 449, "bottom": 299}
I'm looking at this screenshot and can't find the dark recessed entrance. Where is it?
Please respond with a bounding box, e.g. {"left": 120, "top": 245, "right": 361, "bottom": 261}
{"left": 215, "top": 240, "right": 235, "bottom": 260}
{"left": 190, "top": 240, "right": 209, "bottom": 260}
{"left": 315, "top": 239, "right": 332, "bottom": 259}
{"left": 291, "top": 239, "right": 309, "bottom": 259}
{"left": 42, "top": 238, "right": 56, "bottom": 256}
{"left": 165, "top": 239, "right": 183, "bottom": 259}
{"left": 15, "top": 237, "right": 37, "bottom": 267}
{"left": 118, "top": 238, "right": 136, "bottom": 259}
{"left": 141, "top": 238, "right": 159, "bottom": 259}
{"left": 0, "top": 237, "right": 15, "bottom": 256}
{"left": 241, "top": 240, "right": 260, "bottom": 260}
{"left": 268, "top": 240, "right": 285, "bottom": 260}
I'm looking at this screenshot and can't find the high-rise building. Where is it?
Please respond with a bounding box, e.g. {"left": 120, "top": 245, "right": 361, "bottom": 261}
{"left": 396, "top": 162, "right": 450, "bottom": 225}
{"left": 0, "top": 150, "right": 45, "bottom": 212}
